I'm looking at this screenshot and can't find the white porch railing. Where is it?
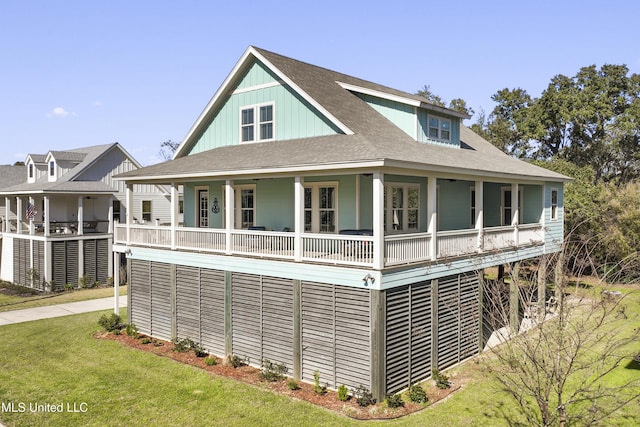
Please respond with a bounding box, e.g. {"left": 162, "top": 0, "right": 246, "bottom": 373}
{"left": 114, "top": 223, "right": 545, "bottom": 268}
{"left": 385, "top": 232, "right": 431, "bottom": 266}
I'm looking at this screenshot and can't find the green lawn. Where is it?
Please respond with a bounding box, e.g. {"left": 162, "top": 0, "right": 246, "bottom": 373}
{"left": 0, "top": 286, "right": 638, "bottom": 426}
{"left": 0, "top": 285, "right": 127, "bottom": 313}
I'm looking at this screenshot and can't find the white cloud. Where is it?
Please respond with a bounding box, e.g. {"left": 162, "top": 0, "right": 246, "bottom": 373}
{"left": 92, "top": 101, "right": 103, "bottom": 107}
{"left": 47, "top": 106, "right": 77, "bottom": 118}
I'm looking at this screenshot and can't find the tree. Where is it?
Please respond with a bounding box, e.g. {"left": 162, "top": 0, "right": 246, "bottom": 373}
{"left": 483, "top": 248, "right": 640, "bottom": 426}
{"left": 158, "top": 139, "right": 180, "bottom": 161}
{"left": 416, "top": 84, "right": 446, "bottom": 107}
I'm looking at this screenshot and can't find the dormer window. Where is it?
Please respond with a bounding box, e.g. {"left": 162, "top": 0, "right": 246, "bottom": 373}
{"left": 428, "top": 115, "right": 451, "bottom": 143}
{"left": 28, "top": 163, "right": 34, "bottom": 179}
{"left": 49, "top": 161, "right": 55, "bottom": 176}
{"left": 240, "top": 103, "right": 274, "bottom": 143}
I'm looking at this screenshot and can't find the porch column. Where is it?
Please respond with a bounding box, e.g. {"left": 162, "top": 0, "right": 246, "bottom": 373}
{"left": 512, "top": 183, "right": 519, "bottom": 246}
{"left": 16, "top": 197, "right": 22, "bottom": 234}
{"left": 77, "top": 196, "right": 84, "bottom": 236}
{"left": 537, "top": 256, "right": 547, "bottom": 319}
{"left": 113, "top": 251, "right": 120, "bottom": 314}
{"left": 372, "top": 172, "right": 384, "bottom": 270}
{"left": 108, "top": 195, "right": 114, "bottom": 234}
{"left": 427, "top": 176, "right": 437, "bottom": 260}
{"left": 510, "top": 262, "right": 520, "bottom": 335}
{"left": 170, "top": 182, "right": 179, "bottom": 250}
{"left": 225, "top": 180, "right": 234, "bottom": 255}
{"left": 4, "top": 197, "right": 9, "bottom": 232}
{"left": 294, "top": 176, "right": 304, "bottom": 261}
{"left": 44, "top": 196, "right": 50, "bottom": 237}
{"left": 28, "top": 197, "right": 35, "bottom": 235}
{"left": 355, "top": 174, "right": 361, "bottom": 230}
{"left": 126, "top": 183, "right": 134, "bottom": 245}
{"left": 475, "top": 180, "right": 484, "bottom": 252}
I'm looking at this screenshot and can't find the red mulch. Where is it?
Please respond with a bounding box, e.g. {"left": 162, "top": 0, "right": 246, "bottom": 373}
{"left": 96, "top": 331, "right": 462, "bottom": 420}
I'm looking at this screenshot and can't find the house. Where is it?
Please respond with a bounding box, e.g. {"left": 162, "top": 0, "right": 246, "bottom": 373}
{"left": 0, "top": 143, "right": 179, "bottom": 290}
{"left": 113, "top": 46, "right": 570, "bottom": 400}
{"left": 0, "top": 165, "right": 26, "bottom": 226}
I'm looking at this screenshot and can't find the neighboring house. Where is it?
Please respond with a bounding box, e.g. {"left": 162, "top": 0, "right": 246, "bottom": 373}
{"left": 113, "top": 46, "right": 570, "bottom": 400}
{"left": 0, "top": 165, "right": 26, "bottom": 226}
{"left": 0, "top": 143, "right": 179, "bottom": 290}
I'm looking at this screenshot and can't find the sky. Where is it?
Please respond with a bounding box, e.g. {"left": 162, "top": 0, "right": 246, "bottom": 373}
{"left": 1, "top": 0, "right": 639, "bottom": 166}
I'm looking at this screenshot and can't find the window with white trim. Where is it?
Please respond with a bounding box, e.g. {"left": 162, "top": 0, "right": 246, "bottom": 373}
{"left": 551, "top": 188, "right": 558, "bottom": 220}
{"left": 501, "top": 187, "right": 523, "bottom": 226}
{"left": 28, "top": 163, "right": 34, "bottom": 179}
{"left": 304, "top": 183, "right": 337, "bottom": 233}
{"left": 240, "top": 103, "right": 274, "bottom": 143}
{"left": 197, "top": 188, "right": 209, "bottom": 227}
{"left": 384, "top": 183, "right": 419, "bottom": 233}
{"left": 235, "top": 185, "right": 256, "bottom": 229}
{"left": 427, "top": 115, "right": 451, "bottom": 143}
{"left": 142, "top": 200, "right": 152, "bottom": 222}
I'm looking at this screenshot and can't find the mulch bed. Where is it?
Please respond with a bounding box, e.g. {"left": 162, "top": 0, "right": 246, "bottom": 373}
{"left": 96, "top": 331, "right": 462, "bottom": 420}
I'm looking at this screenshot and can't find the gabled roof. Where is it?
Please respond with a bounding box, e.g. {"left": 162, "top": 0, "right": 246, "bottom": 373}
{"left": 123, "top": 47, "right": 569, "bottom": 183}
{"left": 26, "top": 154, "right": 47, "bottom": 164}
{"left": 0, "top": 143, "right": 133, "bottom": 195}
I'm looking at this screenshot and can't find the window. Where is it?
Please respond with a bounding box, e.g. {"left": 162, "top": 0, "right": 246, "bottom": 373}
{"left": 551, "top": 189, "right": 558, "bottom": 220}
{"left": 240, "top": 103, "right": 274, "bottom": 143}
{"left": 49, "top": 161, "right": 55, "bottom": 177}
{"left": 197, "top": 189, "right": 209, "bottom": 227}
{"left": 502, "top": 187, "right": 523, "bottom": 226}
{"left": 28, "top": 163, "right": 34, "bottom": 179}
{"left": 304, "top": 183, "right": 338, "bottom": 233}
{"left": 235, "top": 185, "right": 256, "bottom": 229}
{"left": 427, "top": 115, "right": 451, "bottom": 143}
{"left": 113, "top": 200, "right": 121, "bottom": 223}
{"left": 384, "top": 184, "right": 419, "bottom": 233}
{"left": 142, "top": 200, "right": 152, "bottom": 222}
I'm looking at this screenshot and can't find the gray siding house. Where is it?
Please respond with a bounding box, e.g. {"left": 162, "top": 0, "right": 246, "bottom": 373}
{"left": 113, "top": 47, "right": 570, "bottom": 400}
{"left": 0, "top": 143, "right": 177, "bottom": 290}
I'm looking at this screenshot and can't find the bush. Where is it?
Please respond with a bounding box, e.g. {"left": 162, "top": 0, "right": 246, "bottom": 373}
{"left": 313, "top": 370, "right": 327, "bottom": 395}
{"left": 408, "top": 383, "right": 428, "bottom": 403}
{"left": 354, "top": 384, "right": 376, "bottom": 407}
{"left": 259, "top": 359, "right": 288, "bottom": 382}
{"left": 98, "top": 313, "right": 121, "bottom": 332}
{"left": 192, "top": 343, "right": 207, "bottom": 357}
{"left": 204, "top": 356, "right": 217, "bottom": 366}
{"left": 385, "top": 393, "right": 405, "bottom": 408}
{"left": 432, "top": 369, "right": 451, "bottom": 389}
{"left": 140, "top": 338, "right": 151, "bottom": 345}
{"left": 287, "top": 379, "right": 300, "bottom": 390}
{"left": 226, "top": 354, "right": 246, "bottom": 368}
{"left": 64, "top": 283, "right": 75, "bottom": 291}
{"left": 125, "top": 323, "right": 138, "bottom": 338}
{"left": 173, "top": 338, "right": 196, "bottom": 353}
{"left": 337, "top": 384, "right": 350, "bottom": 401}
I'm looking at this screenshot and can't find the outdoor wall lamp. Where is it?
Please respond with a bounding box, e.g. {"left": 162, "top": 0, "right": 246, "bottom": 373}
{"left": 362, "top": 273, "right": 375, "bottom": 286}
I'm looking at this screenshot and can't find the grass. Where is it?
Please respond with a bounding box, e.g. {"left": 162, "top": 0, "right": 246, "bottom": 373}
{"left": 0, "top": 283, "right": 127, "bottom": 313}
{"left": 0, "top": 286, "right": 638, "bottom": 426}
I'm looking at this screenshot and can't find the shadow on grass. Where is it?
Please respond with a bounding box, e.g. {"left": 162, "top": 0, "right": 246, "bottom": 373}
{"left": 624, "top": 357, "right": 640, "bottom": 370}
{"left": 566, "top": 280, "right": 593, "bottom": 290}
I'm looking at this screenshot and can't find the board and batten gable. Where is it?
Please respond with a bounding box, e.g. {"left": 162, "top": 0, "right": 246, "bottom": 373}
{"left": 185, "top": 59, "right": 342, "bottom": 156}
{"left": 544, "top": 182, "right": 564, "bottom": 253}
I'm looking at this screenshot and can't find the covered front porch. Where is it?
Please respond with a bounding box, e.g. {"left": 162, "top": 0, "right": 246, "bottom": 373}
{"left": 115, "top": 170, "right": 549, "bottom": 269}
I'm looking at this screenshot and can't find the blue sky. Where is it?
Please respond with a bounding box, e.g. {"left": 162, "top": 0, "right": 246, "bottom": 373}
{"left": 1, "top": 0, "right": 638, "bottom": 166}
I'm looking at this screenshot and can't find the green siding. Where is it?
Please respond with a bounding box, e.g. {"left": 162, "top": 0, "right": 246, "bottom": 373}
{"left": 523, "top": 185, "right": 543, "bottom": 224}
{"left": 437, "top": 180, "right": 474, "bottom": 231}
{"left": 357, "top": 94, "right": 415, "bottom": 137}
{"left": 483, "top": 182, "right": 503, "bottom": 227}
{"left": 544, "top": 183, "right": 564, "bottom": 252}
{"left": 187, "top": 60, "right": 341, "bottom": 156}
{"left": 417, "top": 109, "right": 460, "bottom": 147}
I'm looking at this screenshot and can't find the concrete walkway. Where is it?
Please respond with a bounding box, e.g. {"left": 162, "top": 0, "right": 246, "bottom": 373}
{"left": 0, "top": 297, "right": 126, "bottom": 326}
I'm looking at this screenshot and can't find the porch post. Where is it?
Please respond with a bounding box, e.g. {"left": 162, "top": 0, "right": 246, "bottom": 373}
{"left": 225, "top": 180, "right": 234, "bottom": 255}
{"left": 126, "top": 183, "right": 133, "bottom": 245}
{"left": 355, "top": 174, "right": 361, "bottom": 230}
{"left": 170, "top": 182, "right": 179, "bottom": 250}
{"left": 511, "top": 183, "right": 519, "bottom": 246}
{"left": 113, "top": 251, "right": 120, "bottom": 315}
{"left": 427, "top": 176, "right": 437, "bottom": 260}
{"left": 510, "top": 262, "right": 520, "bottom": 335}
{"left": 43, "top": 196, "right": 50, "bottom": 237}
{"left": 4, "top": 197, "right": 9, "bottom": 232}
{"left": 16, "top": 197, "right": 22, "bottom": 234}
{"left": 108, "top": 195, "right": 114, "bottom": 234}
{"left": 77, "top": 196, "right": 84, "bottom": 236}
{"left": 28, "top": 196, "right": 35, "bottom": 235}
{"left": 372, "top": 172, "right": 384, "bottom": 270}
{"left": 475, "top": 180, "right": 484, "bottom": 252}
{"left": 537, "top": 256, "right": 547, "bottom": 319}
{"left": 294, "top": 176, "right": 303, "bottom": 262}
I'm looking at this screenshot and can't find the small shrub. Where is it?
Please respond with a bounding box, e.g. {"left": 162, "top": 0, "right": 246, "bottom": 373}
{"left": 106, "top": 276, "right": 114, "bottom": 287}
{"left": 204, "top": 356, "right": 217, "bottom": 366}
{"left": 313, "top": 370, "right": 327, "bottom": 395}
{"left": 140, "top": 338, "right": 151, "bottom": 345}
{"left": 407, "top": 383, "right": 428, "bottom": 403}
{"left": 259, "top": 359, "right": 288, "bottom": 382}
{"left": 432, "top": 369, "right": 451, "bottom": 389}
{"left": 227, "top": 354, "right": 246, "bottom": 368}
{"left": 98, "top": 313, "right": 121, "bottom": 332}
{"left": 79, "top": 275, "right": 91, "bottom": 289}
{"left": 193, "top": 344, "right": 208, "bottom": 357}
{"left": 337, "top": 384, "right": 350, "bottom": 401}
{"left": 354, "top": 384, "right": 376, "bottom": 407}
{"left": 113, "top": 329, "right": 121, "bottom": 336}
{"left": 173, "top": 338, "right": 196, "bottom": 353}
{"left": 287, "top": 379, "right": 300, "bottom": 390}
{"left": 385, "top": 393, "right": 405, "bottom": 408}
{"left": 64, "top": 283, "right": 75, "bottom": 291}
{"left": 125, "top": 323, "right": 138, "bottom": 338}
